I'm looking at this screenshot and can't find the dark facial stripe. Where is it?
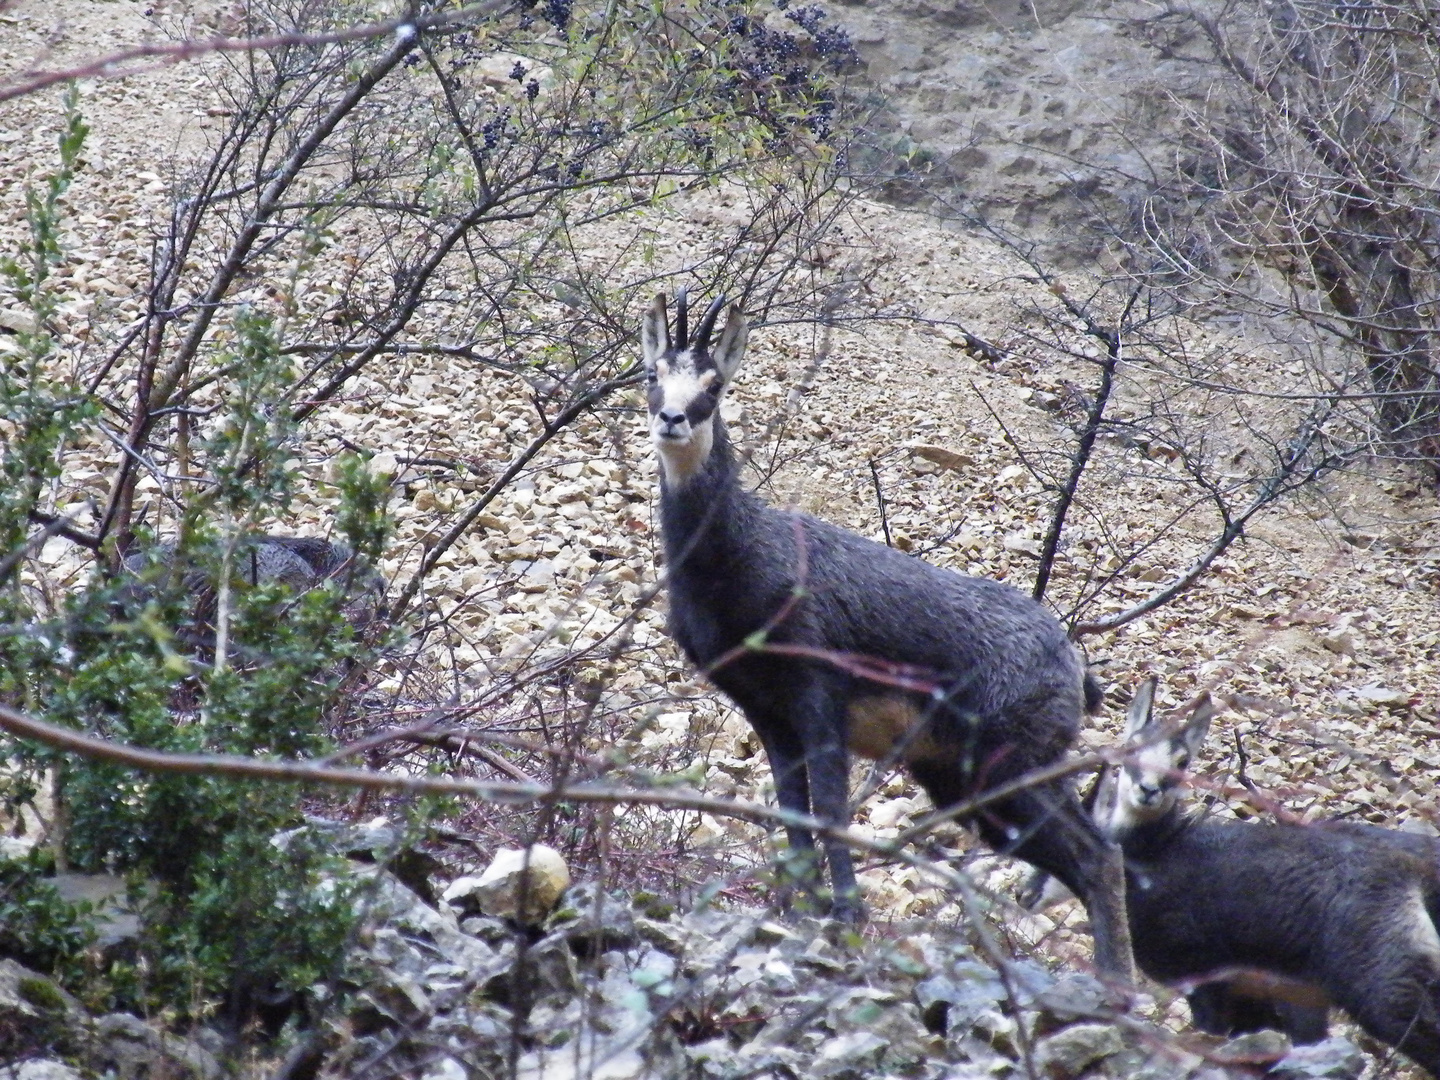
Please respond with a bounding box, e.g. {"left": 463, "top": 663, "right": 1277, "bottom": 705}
{"left": 685, "top": 392, "right": 718, "bottom": 425}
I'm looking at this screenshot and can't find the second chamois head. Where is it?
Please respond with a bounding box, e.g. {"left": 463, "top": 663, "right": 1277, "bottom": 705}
{"left": 1100, "top": 676, "right": 1215, "bottom": 837}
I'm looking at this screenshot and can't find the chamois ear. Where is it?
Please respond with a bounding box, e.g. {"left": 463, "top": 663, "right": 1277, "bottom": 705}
{"left": 1179, "top": 693, "right": 1216, "bottom": 758}
{"left": 711, "top": 303, "right": 748, "bottom": 385}
{"left": 1090, "top": 763, "right": 1123, "bottom": 835}
{"left": 641, "top": 294, "right": 670, "bottom": 370}
{"left": 1123, "top": 676, "right": 1158, "bottom": 742}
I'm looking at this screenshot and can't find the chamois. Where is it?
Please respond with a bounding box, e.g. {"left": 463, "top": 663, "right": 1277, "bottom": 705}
{"left": 641, "top": 290, "right": 1133, "bottom": 977}
{"left": 119, "top": 535, "right": 386, "bottom": 654}
{"left": 1103, "top": 678, "right": 1440, "bottom": 1075}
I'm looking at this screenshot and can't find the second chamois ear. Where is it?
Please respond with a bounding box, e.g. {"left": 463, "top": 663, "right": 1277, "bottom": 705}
{"left": 710, "top": 303, "right": 748, "bottom": 385}
{"left": 1179, "top": 693, "right": 1216, "bottom": 758}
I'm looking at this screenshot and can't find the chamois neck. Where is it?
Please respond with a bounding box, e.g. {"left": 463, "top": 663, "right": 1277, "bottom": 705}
{"left": 657, "top": 420, "right": 753, "bottom": 570}
{"left": 1118, "top": 803, "right": 1192, "bottom": 859}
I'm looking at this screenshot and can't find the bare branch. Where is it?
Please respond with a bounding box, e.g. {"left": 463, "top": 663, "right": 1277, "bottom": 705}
{"left": 0, "top": 699, "right": 1114, "bottom": 861}
{"left": 0, "top": 3, "right": 508, "bottom": 103}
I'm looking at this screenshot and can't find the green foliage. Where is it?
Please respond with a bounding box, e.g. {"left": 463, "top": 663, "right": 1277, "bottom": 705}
{"left": 0, "top": 88, "right": 387, "bottom": 1025}
{"left": 334, "top": 451, "right": 393, "bottom": 563}
{"left": 44, "top": 471, "right": 380, "bottom": 1016}
{"left": 202, "top": 306, "right": 299, "bottom": 516}
{"left": 0, "top": 83, "right": 97, "bottom": 586}
{"left": 0, "top": 852, "right": 98, "bottom": 987}
{"left": 137, "top": 829, "right": 360, "bottom": 1019}
{"left": 0, "top": 0, "right": 856, "bottom": 1040}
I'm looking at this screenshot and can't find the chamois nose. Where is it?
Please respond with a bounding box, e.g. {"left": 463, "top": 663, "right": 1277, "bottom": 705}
{"left": 657, "top": 408, "right": 686, "bottom": 428}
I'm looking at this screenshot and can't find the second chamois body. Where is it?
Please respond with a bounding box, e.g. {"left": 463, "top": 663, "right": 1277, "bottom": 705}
{"left": 1104, "top": 680, "right": 1440, "bottom": 1076}
{"left": 641, "top": 290, "right": 1131, "bottom": 977}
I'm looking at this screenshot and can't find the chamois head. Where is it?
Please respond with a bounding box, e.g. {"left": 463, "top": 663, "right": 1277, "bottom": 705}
{"left": 641, "top": 289, "right": 748, "bottom": 487}
{"left": 1101, "top": 678, "right": 1216, "bottom": 836}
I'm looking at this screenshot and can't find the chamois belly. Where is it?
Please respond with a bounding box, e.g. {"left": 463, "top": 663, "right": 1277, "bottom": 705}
{"left": 845, "top": 694, "right": 946, "bottom": 767}
{"left": 1218, "top": 971, "right": 1332, "bottom": 1011}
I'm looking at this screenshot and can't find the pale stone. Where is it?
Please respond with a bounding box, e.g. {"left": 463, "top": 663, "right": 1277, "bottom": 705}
{"left": 1352, "top": 685, "right": 1410, "bottom": 708}
{"left": 368, "top": 451, "right": 400, "bottom": 478}
{"left": 1322, "top": 629, "right": 1357, "bottom": 655}
{"left": 1, "top": 1063, "right": 86, "bottom": 1080}
{"left": 910, "top": 444, "right": 974, "bottom": 471}
{"left": 1003, "top": 532, "right": 1042, "bottom": 558}
{"left": 449, "top": 845, "right": 571, "bottom": 924}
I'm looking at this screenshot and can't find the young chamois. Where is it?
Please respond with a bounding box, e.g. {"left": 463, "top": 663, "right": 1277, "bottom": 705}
{"left": 641, "top": 290, "right": 1133, "bottom": 977}
{"left": 1104, "top": 678, "right": 1440, "bottom": 1075}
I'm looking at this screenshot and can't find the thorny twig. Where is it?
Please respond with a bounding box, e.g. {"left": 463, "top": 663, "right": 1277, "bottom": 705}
{"left": 867, "top": 457, "right": 893, "bottom": 548}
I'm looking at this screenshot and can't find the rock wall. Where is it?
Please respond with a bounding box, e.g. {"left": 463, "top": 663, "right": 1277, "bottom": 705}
{"left": 836, "top": 0, "right": 1207, "bottom": 261}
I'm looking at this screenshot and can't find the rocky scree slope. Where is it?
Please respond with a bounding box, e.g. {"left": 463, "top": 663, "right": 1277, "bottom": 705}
{"left": 0, "top": 1, "right": 1438, "bottom": 1075}
{"left": 0, "top": 820, "right": 1383, "bottom": 1079}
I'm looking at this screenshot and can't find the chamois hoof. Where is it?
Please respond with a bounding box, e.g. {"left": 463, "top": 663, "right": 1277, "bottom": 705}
{"left": 827, "top": 894, "right": 866, "bottom": 926}
{"left": 1017, "top": 868, "right": 1051, "bottom": 911}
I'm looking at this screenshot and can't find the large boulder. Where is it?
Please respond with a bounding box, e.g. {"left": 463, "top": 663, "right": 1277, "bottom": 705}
{"left": 837, "top": 0, "right": 1214, "bottom": 263}
{"left": 0, "top": 961, "right": 85, "bottom": 1062}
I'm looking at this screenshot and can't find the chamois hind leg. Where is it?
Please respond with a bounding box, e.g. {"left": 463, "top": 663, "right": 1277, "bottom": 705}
{"left": 1342, "top": 967, "right": 1440, "bottom": 1077}
{"left": 916, "top": 760, "right": 1133, "bottom": 980}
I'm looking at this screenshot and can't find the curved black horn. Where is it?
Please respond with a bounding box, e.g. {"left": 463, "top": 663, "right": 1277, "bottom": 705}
{"left": 695, "top": 295, "right": 726, "bottom": 351}
{"left": 674, "top": 287, "right": 689, "bottom": 350}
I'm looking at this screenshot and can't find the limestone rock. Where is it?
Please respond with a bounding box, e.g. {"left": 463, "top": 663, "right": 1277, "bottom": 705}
{"left": 545, "top": 882, "right": 637, "bottom": 951}
{"left": 0, "top": 836, "right": 38, "bottom": 860}
{"left": 914, "top": 962, "right": 1008, "bottom": 1034}
{"left": 91, "top": 1013, "right": 221, "bottom": 1080}
{"left": 361, "top": 869, "right": 501, "bottom": 977}
{"left": 1351, "top": 685, "right": 1411, "bottom": 709}
{"left": 1032, "top": 972, "right": 1114, "bottom": 1025}
{"left": 447, "top": 845, "right": 571, "bottom": 924}
{"left": 0, "top": 960, "right": 85, "bottom": 1059}
{"left": 911, "top": 444, "right": 975, "bottom": 472}
{"left": 1271, "top": 1037, "right": 1366, "bottom": 1079}
{"left": 813, "top": 1030, "right": 888, "bottom": 1077}
{"left": 51, "top": 874, "right": 141, "bottom": 950}
{"left": 0, "top": 1064, "right": 85, "bottom": 1080}
{"left": 1032, "top": 1022, "right": 1125, "bottom": 1078}
{"left": 1003, "top": 531, "right": 1042, "bottom": 558}
{"left": 0, "top": 308, "right": 37, "bottom": 335}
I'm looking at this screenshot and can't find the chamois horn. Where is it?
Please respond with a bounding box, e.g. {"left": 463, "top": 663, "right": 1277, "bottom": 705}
{"left": 694, "top": 294, "right": 725, "bottom": 351}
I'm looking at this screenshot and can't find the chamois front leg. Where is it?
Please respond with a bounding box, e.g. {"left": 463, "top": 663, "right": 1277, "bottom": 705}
{"left": 794, "top": 677, "right": 863, "bottom": 923}
{"left": 750, "top": 716, "right": 825, "bottom": 912}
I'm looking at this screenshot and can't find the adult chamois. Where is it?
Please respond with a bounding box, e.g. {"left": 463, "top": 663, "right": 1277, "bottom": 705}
{"left": 1103, "top": 678, "right": 1440, "bottom": 1075}
{"left": 641, "top": 290, "right": 1133, "bottom": 978}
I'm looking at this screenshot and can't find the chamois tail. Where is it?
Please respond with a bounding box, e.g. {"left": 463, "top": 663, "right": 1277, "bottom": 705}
{"left": 1083, "top": 671, "right": 1105, "bottom": 715}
